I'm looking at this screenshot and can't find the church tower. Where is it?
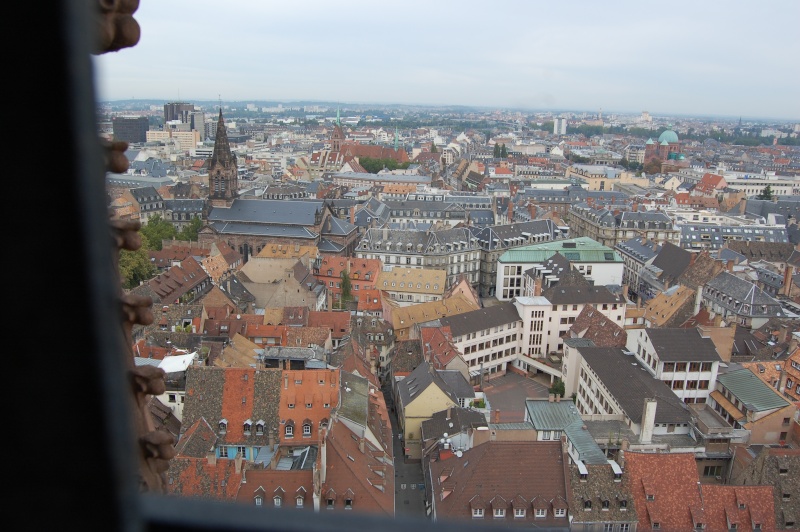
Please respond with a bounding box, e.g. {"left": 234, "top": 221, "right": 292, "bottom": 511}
{"left": 330, "top": 106, "right": 346, "bottom": 153}
{"left": 208, "top": 109, "right": 238, "bottom": 208}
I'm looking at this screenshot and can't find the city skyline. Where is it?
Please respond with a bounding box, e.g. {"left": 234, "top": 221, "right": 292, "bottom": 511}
{"left": 93, "top": 1, "right": 800, "bottom": 121}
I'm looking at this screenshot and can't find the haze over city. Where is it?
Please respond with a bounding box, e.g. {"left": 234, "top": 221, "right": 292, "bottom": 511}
{"left": 93, "top": 0, "right": 800, "bottom": 122}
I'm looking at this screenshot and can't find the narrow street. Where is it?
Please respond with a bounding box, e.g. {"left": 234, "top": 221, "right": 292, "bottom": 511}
{"left": 382, "top": 382, "right": 427, "bottom": 519}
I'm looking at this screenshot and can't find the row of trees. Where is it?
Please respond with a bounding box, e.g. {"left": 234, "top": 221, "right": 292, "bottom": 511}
{"left": 118, "top": 215, "right": 203, "bottom": 289}
{"left": 358, "top": 157, "right": 412, "bottom": 173}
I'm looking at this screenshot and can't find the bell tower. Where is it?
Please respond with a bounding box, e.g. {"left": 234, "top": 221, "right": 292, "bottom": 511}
{"left": 208, "top": 108, "right": 238, "bottom": 208}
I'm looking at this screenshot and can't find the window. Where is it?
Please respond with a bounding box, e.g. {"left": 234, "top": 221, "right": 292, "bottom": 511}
{"left": 256, "top": 423, "right": 264, "bottom": 436}
{"left": 303, "top": 422, "right": 312, "bottom": 436}
{"left": 515, "top": 508, "right": 526, "bottom": 518}
{"left": 652, "top": 522, "right": 660, "bottom": 529}
{"left": 554, "top": 508, "right": 566, "bottom": 517}
{"left": 535, "top": 508, "right": 546, "bottom": 518}
{"left": 219, "top": 446, "right": 228, "bottom": 458}
{"left": 472, "top": 508, "right": 484, "bottom": 518}
{"left": 603, "top": 525, "right": 613, "bottom": 532}
{"left": 494, "top": 508, "right": 505, "bottom": 518}
{"left": 620, "top": 525, "right": 630, "bottom": 532}
{"left": 243, "top": 422, "right": 251, "bottom": 434}
{"left": 541, "top": 430, "right": 551, "bottom": 440}
{"left": 255, "top": 496, "right": 262, "bottom": 507}
{"left": 326, "top": 498, "right": 334, "bottom": 509}
{"left": 237, "top": 446, "right": 246, "bottom": 458}
{"left": 345, "top": 498, "right": 353, "bottom": 510}
{"left": 273, "top": 496, "right": 281, "bottom": 507}
{"left": 584, "top": 500, "right": 592, "bottom": 510}
{"left": 296, "top": 496, "right": 304, "bottom": 508}
{"left": 285, "top": 424, "right": 293, "bottom": 437}
{"left": 602, "top": 499, "right": 610, "bottom": 510}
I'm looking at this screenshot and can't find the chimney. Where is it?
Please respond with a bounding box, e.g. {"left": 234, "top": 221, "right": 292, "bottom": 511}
{"left": 640, "top": 398, "right": 657, "bottom": 445}
{"left": 727, "top": 259, "right": 734, "bottom": 272}
{"left": 206, "top": 452, "right": 217, "bottom": 466}
{"left": 350, "top": 205, "right": 356, "bottom": 224}
{"left": 358, "top": 437, "right": 365, "bottom": 454}
{"left": 548, "top": 393, "right": 555, "bottom": 403}
{"left": 556, "top": 393, "right": 561, "bottom": 402}
{"left": 269, "top": 429, "right": 276, "bottom": 451}
{"left": 493, "top": 409, "right": 501, "bottom": 423}
{"left": 782, "top": 266, "right": 794, "bottom": 296}
{"left": 235, "top": 452, "right": 243, "bottom": 473}
{"left": 446, "top": 406, "right": 451, "bottom": 420}
{"left": 534, "top": 277, "right": 543, "bottom": 297}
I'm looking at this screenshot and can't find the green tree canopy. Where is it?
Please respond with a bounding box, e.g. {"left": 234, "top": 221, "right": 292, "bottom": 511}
{"left": 757, "top": 184, "right": 774, "bottom": 200}
{"left": 549, "top": 378, "right": 566, "bottom": 398}
{"left": 358, "top": 157, "right": 411, "bottom": 173}
{"left": 500, "top": 143, "right": 508, "bottom": 158}
{"left": 177, "top": 216, "right": 203, "bottom": 242}
{"left": 339, "top": 270, "right": 352, "bottom": 308}
{"left": 139, "top": 214, "right": 177, "bottom": 251}
{"left": 118, "top": 233, "right": 156, "bottom": 289}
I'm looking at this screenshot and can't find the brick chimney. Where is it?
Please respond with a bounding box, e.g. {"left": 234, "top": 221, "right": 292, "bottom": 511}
{"left": 493, "top": 409, "right": 501, "bottom": 423}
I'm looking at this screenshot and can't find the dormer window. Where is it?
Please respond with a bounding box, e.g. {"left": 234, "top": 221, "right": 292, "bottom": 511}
{"left": 243, "top": 421, "right": 252, "bottom": 435}
{"left": 534, "top": 508, "right": 546, "bottom": 518}
{"left": 619, "top": 499, "right": 628, "bottom": 511}
{"left": 494, "top": 508, "right": 505, "bottom": 518}
{"left": 326, "top": 498, "right": 335, "bottom": 510}
{"left": 218, "top": 419, "right": 228, "bottom": 433}
{"left": 601, "top": 499, "right": 610, "bottom": 511}
{"left": 254, "top": 495, "right": 263, "bottom": 507}
{"left": 345, "top": 498, "right": 353, "bottom": 510}
{"left": 472, "top": 508, "right": 484, "bottom": 518}
{"left": 255, "top": 421, "right": 265, "bottom": 436}
{"left": 296, "top": 496, "right": 304, "bottom": 507}
{"left": 515, "top": 508, "right": 527, "bottom": 518}
{"left": 584, "top": 500, "right": 592, "bottom": 511}
{"left": 273, "top": 496, "right": 282, "bottom": 507}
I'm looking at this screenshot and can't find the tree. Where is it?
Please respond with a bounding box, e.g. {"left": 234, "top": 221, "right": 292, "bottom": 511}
{"left": 643, "top": 158, "right": 662, "bottom": 175}
{"left": 500, "top": 143, "right": 508, "bottom": 158}
{"left": 139, "top": 214, "right": 177, "bottom": 251}
{"left": 549, "top": 378, "right": 566, "bottom": 398}
{"left": 493, "top": 143, "right": 500, "bottom": 158}
{"left": 430, "top": 143, "right": 437, "bottom": 153}
{"left": 758, "top": 184, "right": 774, "bottom": 200}
{"left": 118, "top": 233, "right": 156, "bottom": 289}
{"left": 339, "top": 270, "right": 352, "bottom": 309}
{"left": 177, "top": 216, "right": 203, "bottom": 242}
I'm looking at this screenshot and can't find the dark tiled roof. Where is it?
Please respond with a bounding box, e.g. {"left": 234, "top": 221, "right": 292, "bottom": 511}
{"left": 651, "top": 241, "right": 692, "bottom": 282}
{"left": 577, "top": 347, "right": 692, "bottom": 424}
{"left": 420, "top": 406, "right": 488, "bottom": 442}
{"left": 438, "top": 301, "right": 520, "bottom": 337}
{"left": 428, "top": 441, "right": 569, "bottom": 527}
{"left": 643, "top": 328, "right": 722, "bottom": 361}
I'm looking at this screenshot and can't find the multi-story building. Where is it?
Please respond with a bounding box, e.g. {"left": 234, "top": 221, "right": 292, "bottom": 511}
{"left": 701, "top": 271, "right": 786, "bottom": 329}
{"left": 615, "top": 237, "right": 661, "bottom": 302}
{"left": 567, "top": 203, "right": 681, "bottom": 249}
{"left": 438, "top": 302, "right": 523, "bottom": 384}
{"left": 312, "top": 255, "right": 382, "bottom": 309}
{"left": 667, "top": 208, "right": 789, "bottom": 250}
{"left": 709, "top": 368, "right": 795, "bottom": 445}
{"left": 496, "top": 237, "right": 624, "bottom": 301}
{"left": 112, "top": 115, "right": 149, "bottom": 143}
{"left": 375, "top": 268, "right": 446, "bottom": 307}
{"left": 355, "top": 227, "right": 480, "bottom": 288}
{"left": 468, "top": 219, "right": 559, "bottom": 298}
{"left": 626, "top": 328, "right": 722, "bottom": 404}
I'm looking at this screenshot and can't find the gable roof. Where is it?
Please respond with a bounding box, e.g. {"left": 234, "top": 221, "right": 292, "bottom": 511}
{"left": 428, "top": 441, "right": 568, "bottom": 526}
{"left": 643, "top": 328, "right": 722, "bottom": 361}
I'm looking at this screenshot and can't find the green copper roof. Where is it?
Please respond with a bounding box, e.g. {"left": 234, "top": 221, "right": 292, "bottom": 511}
{"left": 658, "top": 129, "right": 679, "bottom": 144}
{"left": 498, "top": 237, "right": 622, "bottom": 264}
{"left": 717, "top": 368, "right": 790, "bottom": 412}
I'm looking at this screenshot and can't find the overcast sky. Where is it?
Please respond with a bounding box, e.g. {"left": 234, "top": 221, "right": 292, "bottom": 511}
{"left": 93, "top": 1, "right": 800, "bottom": 121}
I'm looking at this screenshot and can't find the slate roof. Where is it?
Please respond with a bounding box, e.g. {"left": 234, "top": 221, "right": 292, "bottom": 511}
{"left": 577, "top": 347, "right": 692, "bottom": 425}
{"left": 438, "top": 301, "right": 521, "bottom": 337}
{"left": 543, "top": 283, "right": 625, "bottom": 305}
{"left": 650, "top": 241, "right": 692, "bottom": 283}
{"left": 643, "top": 328, "right": 722, "bottom": 361}
{"left": 420, "top": 406, "right": 488, "bottom": 442}
{"left": 468, "top": 219, "right": 558, "bottom": 251}
{"left": 724, "top": 241, "right": 796, "bottom": 263}
{"left": 436, "top": 370, "right": 475, "bottom": 401}
{"left": 207, "top": 198, "right": 325, "bottom": 226}
{"left": 397, "top": 362, "right": 458, "bottom": 409}
{"left": 704, "top": 271, "right": 784, "bottom": 317}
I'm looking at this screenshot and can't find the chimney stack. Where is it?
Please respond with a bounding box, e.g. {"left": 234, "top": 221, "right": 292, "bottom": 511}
{"left": 493, "top": 409, "right": 501, "bottom": 423}
{"left": 548, "top": 393, "right": 555, "bottom": 403}
{"left": 640, "top": 398, "right": 657, "bottom": 445}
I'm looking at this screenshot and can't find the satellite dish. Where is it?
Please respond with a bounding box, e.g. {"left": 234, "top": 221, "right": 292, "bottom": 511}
{"left": 455, "top": 451, "right": 463, "bottom": 457}
{"left": 443, "top": 432, "right": 448, "bottom": 438}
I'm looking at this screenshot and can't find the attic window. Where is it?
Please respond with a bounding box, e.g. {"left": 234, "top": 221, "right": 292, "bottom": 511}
{"left": 345, "top": 498, "right": 353, "bottom": 510}
{"left": 218, "top": 420, "right": 227, "bottom": 433}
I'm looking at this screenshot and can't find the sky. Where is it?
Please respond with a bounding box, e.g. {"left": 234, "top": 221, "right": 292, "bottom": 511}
{"left": 93, "top": 1, "right": 800, "bottom": 121}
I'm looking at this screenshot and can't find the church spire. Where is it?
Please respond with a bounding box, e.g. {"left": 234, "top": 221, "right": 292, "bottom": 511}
{"left": 336, "top": 106, "right": 340, "bottom": 127}
{"left": 394, "top": 126, "right": 398, "bottom": 151}
{"left": 208, "top": 108, "right": 238, "bottom": 207}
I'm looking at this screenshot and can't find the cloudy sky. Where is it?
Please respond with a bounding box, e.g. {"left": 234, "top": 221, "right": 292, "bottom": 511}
{"left": 93, "top": 1, "right": 800, "bottom": 121}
